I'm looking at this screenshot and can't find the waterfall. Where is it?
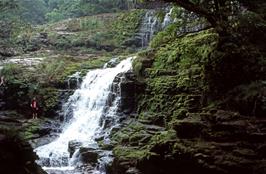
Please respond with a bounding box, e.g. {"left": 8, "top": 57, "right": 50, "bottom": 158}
{"left": 137, "top": 7, "right": 174, "bottom": 48}
{"left": 35, "top": 57, "right": 133, "bottom": 174}
{"left": 67, "top": 72, "right": 81, "bottom": 89}
{"left": 162, "top": 7, "right": 174, "bottom": 28}
{"left": 138, "top": 10, "right": 160, "bottom": 47}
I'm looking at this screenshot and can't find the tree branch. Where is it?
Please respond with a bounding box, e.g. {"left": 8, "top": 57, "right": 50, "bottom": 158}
{"left": 155, "top": 0, "right": 218, "bottom": 26}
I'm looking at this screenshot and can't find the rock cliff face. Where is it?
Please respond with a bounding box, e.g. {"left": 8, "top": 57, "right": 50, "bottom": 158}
{"left": 0, "top": 133, "right": 45, "bottom": 174}
{"left": 135, "top": 110, "right": 266, "bottom": 174}
{"left": 108, "top": 25, "right": 266, "bottom": 174}
{"left": 112, "top": 71, "right": 144, "bottom": 114}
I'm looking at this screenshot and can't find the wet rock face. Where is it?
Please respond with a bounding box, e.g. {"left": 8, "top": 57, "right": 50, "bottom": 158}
{"left": 0, "top": 88, "right": 6, "bottom": 110}
{"left": 110, "top": 108, "right": 266, "bottom": 174}
{"left": 79, "top": 149, "right": 99, "bottom": 164}
{"left": 138, "top": 110, "right": 266, "bottom": 174}
{"left": 68, "top": 140, "right": 82, "bottom": 158}
{"left": 0, "top": 133, "right": 45, "bottom": 174}
{"left": 112, "top": 71, "right": 144, "bottom": 114}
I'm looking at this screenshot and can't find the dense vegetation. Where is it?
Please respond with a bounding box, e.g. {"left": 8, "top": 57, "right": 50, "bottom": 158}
{"left": 108, "top": 1, "right": 266, "bottom": 174}
{"left": 0, "top": 7, "right": 145, "bottom": 117}
{"left": 0, "top": 0, "right": 266, "bottom": 174}
{"left": 147, "top": 0, "right": 266, "bottom": 96}
{"left": 0, "top": 0, "right": 137, "bottom": 24}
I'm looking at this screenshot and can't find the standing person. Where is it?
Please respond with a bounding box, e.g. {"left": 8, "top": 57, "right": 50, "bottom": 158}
{"left": 30, "top": 97, "right": 39, "bottom": 119}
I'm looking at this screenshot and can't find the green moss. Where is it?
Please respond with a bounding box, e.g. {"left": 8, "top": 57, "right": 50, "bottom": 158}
{"left": 150, "top": 23, "right": 180, "bottom": 48}
{"left": 20, "top": 121, "right": 39, "bottom": 140}
{"left": 138, "top": 112, "right": 165, "bottom": 126}
{"left": 148, "top": 130, "right": 177, "bottom": 147}
{"left": 113, "top": 146, "right": 153, "bottom": 161}
{"left": 111, "top": 9, "right": 145, "bottom": 45}
{"left": 155, "top": 10, "right": 166, "bottom": 23}
{"left": 80, "top": 56, "right": 111, "bottom": 70}
{"left": 132, "top": 58, "right": 143, "bottom": 77}
{"left": 136, "top": 29, "right": 218, "bottom": 118}
{"left": 172, "top": 108, "right": 188, "bottom": 120}
{"left": 153, "top": 29, "right": 218, "bottom": 71}
{"left": 111, "top": 122, "right": 148, "bottom": 145}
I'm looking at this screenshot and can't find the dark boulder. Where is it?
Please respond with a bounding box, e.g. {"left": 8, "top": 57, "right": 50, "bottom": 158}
{"left": 0, "top": 133, "right": 46, "bottom": 174}
{"left": 68, "top": 140, "right": 82, "bottom": 158}
{"left": 79, "top": 146, "right": 100, "bottom": 165}
{"left": 112, "top": 71, "right": 144, "bottom": 114}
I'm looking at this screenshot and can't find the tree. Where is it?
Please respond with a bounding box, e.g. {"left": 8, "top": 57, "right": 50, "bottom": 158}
{"left": 145, "top": 0, "right": 266, "bottom": 97}
{"left": 146, "top": 0, "right": 265, "bottom": 37}
{"left": 0, "top": 0, "right": 18, "bottom": 12}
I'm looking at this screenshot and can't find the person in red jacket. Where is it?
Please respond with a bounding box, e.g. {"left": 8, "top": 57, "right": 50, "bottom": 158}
{"left": 30, "top": 97, "right": 39, "bottom": 119}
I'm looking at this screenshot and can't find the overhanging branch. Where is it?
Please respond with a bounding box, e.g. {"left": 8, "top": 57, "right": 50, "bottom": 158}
{"left": 149, "top": 0, "right": 218, "bottom": 26}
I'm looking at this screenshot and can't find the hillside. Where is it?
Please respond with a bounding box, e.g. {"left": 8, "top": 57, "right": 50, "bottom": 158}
{"left": 0, "top": 1, "right": 266, "bottom": 174}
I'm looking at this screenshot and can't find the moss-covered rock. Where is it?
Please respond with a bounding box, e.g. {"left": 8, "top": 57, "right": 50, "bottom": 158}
{"left": 111, "top": 18, "right": 266, "bottom": 174}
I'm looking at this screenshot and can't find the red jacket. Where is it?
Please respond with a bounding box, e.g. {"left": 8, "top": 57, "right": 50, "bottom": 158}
{"left": 31, "top": 100, "right": 38, "bottom": 109}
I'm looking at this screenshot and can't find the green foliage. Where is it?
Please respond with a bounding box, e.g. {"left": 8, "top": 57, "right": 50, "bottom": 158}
{"left": 132, "top": 58, "right": 144, "bottom": 77}
{"left": 20, "top": 122, "right": 39, "bottom": 140}
{"left": 153, "top": 29, "right": 218, "bottom": 71}
{"left": 79, "top": 17, "right": 104, "bottom": 31}
{"left": 37, "top": 10, "right": 144, "bottom": 53}
{"left": 36, "top": 59, "right": 65, "bottom": 83}
{"left": 111, "top": 10, "right": 145, "bottom": 45}
{"left": 150, "top": 23, "right": 178, "bottom": 48}
{"left": 205, "top": 41, "right": 266, "bottom": 97}
{"left": 45, "top": 9, "right": 65, "bottom": 23}
{"left": 80, "top": 56, "right": 111, "bottom": 71}
{"left": 222, "top": 81, "right": 266, "bottom": 117}
{"left": 154, "top": 10, "right": 165, "bottom": 23}
{"left": 0, "top": 0, "right": 48, "bottom": 24}
{"left": 44, "top": 0, "right": 134, "bottom": 23}
{"left": 39, "top": 87, "right": 60, "bottom": 114}
{"left": 1, "top": 63, "right": 24, "bottom": 79}
{"left": 133, "top": 29, "right": 218, "bottom": 133}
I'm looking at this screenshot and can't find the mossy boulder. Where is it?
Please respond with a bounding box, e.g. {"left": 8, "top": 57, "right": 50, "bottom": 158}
{"left": 111, "top": 146, "right": 153, "bottom": 174}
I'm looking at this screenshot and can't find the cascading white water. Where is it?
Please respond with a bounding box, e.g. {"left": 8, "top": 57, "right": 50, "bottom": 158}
{"left": 138, "top": 10, "right": 160, "bottom": 47}
{"left": 137, "top": 7, "right": 175, "bottom": 48}
{"left": 35, "top": 57, "right": 133, "bottom": 173}
{"left": 67, "top": 72, "right": 81, "bottom": 89}
{"left": 162, "top": 7, "right": 174, "bottom": 28}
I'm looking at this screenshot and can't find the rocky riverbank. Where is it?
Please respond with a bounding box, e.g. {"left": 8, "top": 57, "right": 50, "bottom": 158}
{"left": 107, "top": 20, "right": 266, "bottom": 173}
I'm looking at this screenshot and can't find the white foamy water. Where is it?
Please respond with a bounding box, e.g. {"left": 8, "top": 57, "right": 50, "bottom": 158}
{"left": 35, "top": 57, "right": 133, "bottom": 173}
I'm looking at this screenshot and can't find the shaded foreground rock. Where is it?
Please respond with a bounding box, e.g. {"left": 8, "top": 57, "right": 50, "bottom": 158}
{"left": 0, "top": 133, "right": 46, "bottom": 174}
{"left": 110, "top": 109, "right": 266, "bottom": 174}
{"left": 112, "top": 71, "right": 144, "bottom": 114}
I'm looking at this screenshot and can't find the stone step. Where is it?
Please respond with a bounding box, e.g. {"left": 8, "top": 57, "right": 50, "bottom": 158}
{"left": 173, "top": 120, "right": 206, "bottom": 139}
{"left": 146, "top": 68, "right": 178, "bottom": 76}
{"left": 142, "top": 124, "right": 165, "bottom": 134}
